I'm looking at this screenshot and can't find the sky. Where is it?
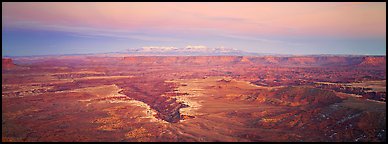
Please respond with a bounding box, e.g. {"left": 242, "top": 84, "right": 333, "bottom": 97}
{"left": 2, "top": 2, "right": 386, "bottom": 56}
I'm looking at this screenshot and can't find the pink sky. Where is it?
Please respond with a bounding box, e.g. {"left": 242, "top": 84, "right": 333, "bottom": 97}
{"left": 3, "top": 2, "right": 386, "bottom": 38}
{"left": 2, "top": 2, "right": 386, "bottom": 56}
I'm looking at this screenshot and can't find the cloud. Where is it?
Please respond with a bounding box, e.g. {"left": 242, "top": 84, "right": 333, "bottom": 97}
{"left": 206, "top": 16, "right": 246, "bottom": 22}
{"left": 4, "top": 2, "right": 385, "bottom": 38}
{"left": 2, "top": 2, "right": 385, "bottom": 43}
{"left": 219, "top": 33, "right": 307, "bottom": 47}
{"left": 4, "top": 20, "right": 181, "bottom": 42}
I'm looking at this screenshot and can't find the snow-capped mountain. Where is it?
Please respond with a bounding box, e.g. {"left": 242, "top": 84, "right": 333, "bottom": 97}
{"left": 126, "top": 45, "right": 254, "bottom": 56}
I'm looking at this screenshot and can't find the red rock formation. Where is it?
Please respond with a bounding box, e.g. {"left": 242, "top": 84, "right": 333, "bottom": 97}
{"left": 247, "top": 56, "right": 382, "bottom": 67}
{"left": 2, "top": 58, "right": 15, "bottom": 69}
{"left": 253, "top": 86, "right": 342, "bottom": 107}
{"left": 359, "top": 56, "right": 386, "bottom": 66}
{"left": 123, "top": 56, "right": 243, "bottom": 65}
{"left": 285, "top": 57, "right": 317, "bottom": 65}
{"left": 263, "top": 56, "right": 280, "bottom": 64}
{"left": 240, "top": 56, "right": 251, "bottom": 63}
{"left": 121, "top": 56, "right": 386, "bottom": 68}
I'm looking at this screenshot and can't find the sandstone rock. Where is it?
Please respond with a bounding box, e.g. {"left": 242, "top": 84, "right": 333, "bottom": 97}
{"left": 2, "top": 58, "right": 15, "bottom": 69}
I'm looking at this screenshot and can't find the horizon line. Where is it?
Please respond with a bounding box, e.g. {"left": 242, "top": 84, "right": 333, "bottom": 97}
{"left": 3, "top": 52, "right": 386, "bottom": 58}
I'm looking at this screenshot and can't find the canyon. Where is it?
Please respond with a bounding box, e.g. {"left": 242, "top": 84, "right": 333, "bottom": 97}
{"left": 2, "top": 55, "right": 386, "bottom": 142}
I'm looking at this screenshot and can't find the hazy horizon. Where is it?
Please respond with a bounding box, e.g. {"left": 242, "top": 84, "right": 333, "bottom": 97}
{"left": 2, "top": 2, "right": 386, "bottom": 56}
{"left": 2, "top": 49, "right": 387, "bottom": 58}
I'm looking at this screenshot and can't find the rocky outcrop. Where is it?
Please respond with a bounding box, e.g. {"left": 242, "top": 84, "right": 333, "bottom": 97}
{"left": 246, "top": 56, "right": 385, "bottom": 67}
{"left": 253, "top": 86, "right": 342, "bottom": 107}
{"left": 359, "top": 56, "right": 386, "bottom": 66}
{"left": 2, "top": 58, "right": 15, "bottom": 69}
{"left": 122, "top": 56, "right": 386, "bottom": 68}
{"left": 240, "top": 56, "right": 251, "bottom": 63}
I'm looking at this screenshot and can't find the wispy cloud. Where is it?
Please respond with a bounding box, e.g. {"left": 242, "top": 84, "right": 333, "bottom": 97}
{"left": 205, "top": 16, "right": 246, "bottom": 22}
{"left": 219, "top": 33, "right": 307, "bottom": 47}
{"left": 3, "top": 2, "right": 385, "bottom": 38}
{"left": 2, "top": 2, "right": 386, "bottom": 56}
{"left": 4, "top": 20, "right": 181, "bottom": 42}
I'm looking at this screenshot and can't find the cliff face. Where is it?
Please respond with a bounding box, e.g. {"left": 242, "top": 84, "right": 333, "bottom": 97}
{"left": 246, "top": 56, "right": 385, "bottom": 67}
{"left": 254, "top": 86, "right": 342, "bottom": 107}
{"left": 122, "top": 56, "right": 386, "bottom": 67}
{"left": 123, "top": 56, "right": 244, "bottom": 65}
{"left": 2, "top": 58, "right": 15, "bottom": 69}
{"left": 115, "top": 79, "right": 186, "bottom": 123}
{"left": 359, "top": 56, "right": 386, "bottom": 66}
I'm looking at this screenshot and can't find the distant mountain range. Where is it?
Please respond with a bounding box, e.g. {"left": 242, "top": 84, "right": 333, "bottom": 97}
{"left": 116, "top": 45, "right": 385, "bottom": 57}
{"left": 124, "top": 45, "right": 262, "bottom": 56}
{"left": 4, "top": 45, "right": 386, "bottom": 58}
